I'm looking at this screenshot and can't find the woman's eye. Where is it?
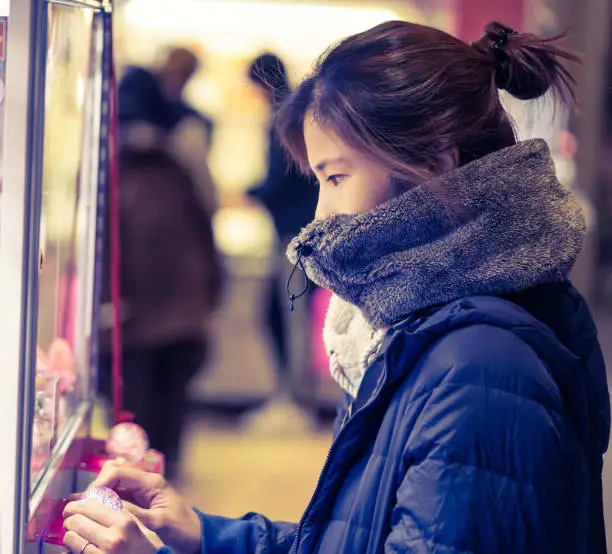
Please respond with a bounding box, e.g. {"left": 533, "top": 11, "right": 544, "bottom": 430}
{"left": 327, "top": 174, "right": 346, "bottom": 186}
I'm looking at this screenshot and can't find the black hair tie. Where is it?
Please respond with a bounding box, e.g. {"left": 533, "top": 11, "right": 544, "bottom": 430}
{"left": 491, "top": 26, "right": 517, "bottom": 89}
{"left": 286, "top": 243, "right": 312, "bottom": 311}
{"left": 492, "top": 26, "right": 516, "bottom": 57}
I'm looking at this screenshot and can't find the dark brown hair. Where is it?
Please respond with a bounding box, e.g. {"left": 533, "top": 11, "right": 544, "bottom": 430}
{"left": 248, "top": 52, "right": 291, "bottom": 105}
{"left": 274, "top": 20, "right": 579, "bottom": 181}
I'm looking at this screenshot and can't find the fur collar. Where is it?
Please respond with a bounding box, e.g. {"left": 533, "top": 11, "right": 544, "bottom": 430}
{"left": 288, "top": 139, "right": 586, "bottom": 330}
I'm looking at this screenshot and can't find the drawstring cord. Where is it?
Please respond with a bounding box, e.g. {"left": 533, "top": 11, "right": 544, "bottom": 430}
{"left": 286, "top": 243, "right": 312, "bottom": 311}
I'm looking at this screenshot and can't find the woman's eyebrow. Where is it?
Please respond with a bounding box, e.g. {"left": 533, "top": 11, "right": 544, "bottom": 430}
{"left": 315, "top": 156, "right": 349, "bottom": 172}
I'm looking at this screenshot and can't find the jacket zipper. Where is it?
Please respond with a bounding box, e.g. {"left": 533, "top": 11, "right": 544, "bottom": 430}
{"left": 291, "top": 396, "right": 375, "bottom": 553}
{"left": 290, "top": 325, "right": 419, "bottom": 552}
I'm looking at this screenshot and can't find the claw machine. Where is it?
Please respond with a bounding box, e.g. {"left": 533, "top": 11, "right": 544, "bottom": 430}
{"left": 0, "top": 0, "right": 112, "bottom": 552}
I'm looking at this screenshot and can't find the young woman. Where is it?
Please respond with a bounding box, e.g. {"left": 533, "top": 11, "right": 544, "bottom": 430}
{"left": 63, "top": 20, "right": 609, "bottom": 554}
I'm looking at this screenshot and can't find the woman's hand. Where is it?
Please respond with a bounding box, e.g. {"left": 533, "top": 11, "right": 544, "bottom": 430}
{"left": 63, "top": 499, "right": 162, "bottom": 553}
{"left": 86, "top": 461, "right": 202, "bottom": 554}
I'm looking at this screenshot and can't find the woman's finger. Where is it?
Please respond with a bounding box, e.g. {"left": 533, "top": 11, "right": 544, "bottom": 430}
{"left": 121, "top": 500, "right": 151, "bottom": 523}
{"left": 89, "top": 467, "right": 165, "bottom": 507}
{"left": 64, "top": 514, "right": 108, "bottom": 544}
{"left": 63, "top": 529, "right": 102, "bottom": 554}
{"left": 132, "top": 515, "right": 165, "bottom": 549}
{"left": 64, "top": 499, "right": 125, "bottom": 527}
{"left": 87, "top": 463, "right": 129, "bottom": 490}
{"left": 89, "top": 462, "right": 150, "bottom": 491}
{"left": 64, "top": 509, "right": 142, "bottom": 552}
{"left": 120, "top": 499, "right": 165, "bottom": 536}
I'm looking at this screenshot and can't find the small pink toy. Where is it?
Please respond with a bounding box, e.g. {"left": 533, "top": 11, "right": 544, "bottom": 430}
{"left": 47, "top": 338, "right": 76, "bottom": 373}
{"left": 47, "top": 338, "right": 77, "bottom": 393}
{"left": 82, "top": 486, "right": 123, "bottom": 512}
{"left": 106, "top": 422, "right": 149, "bottom": 464}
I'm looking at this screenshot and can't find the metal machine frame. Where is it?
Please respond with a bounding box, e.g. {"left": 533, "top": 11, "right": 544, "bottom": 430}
{"left": 0, "top": 1, "right": 111, "bottom": 551}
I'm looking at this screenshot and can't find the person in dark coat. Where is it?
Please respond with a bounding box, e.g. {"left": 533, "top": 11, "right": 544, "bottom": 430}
{"left": 117, "top": 48, "right": 217, "bottom": 212}
{"left": 246, "top": 53, "right": 317, "bottom": 243}
{"left": 65, "top": 21, "right": 609, "bottom": 554}
{"left": 246, "top": 53, "right": 318, "bottom": 413}
{"left": 98, "top": 48, "right": 221, "bottom": 483}
{"left": 118, "top": 47, "right": 214, "bottom": 148}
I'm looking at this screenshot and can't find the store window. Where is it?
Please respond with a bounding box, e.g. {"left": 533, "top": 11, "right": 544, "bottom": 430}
{"left": 32, "top": 2, "right": 103, "bottom": 491}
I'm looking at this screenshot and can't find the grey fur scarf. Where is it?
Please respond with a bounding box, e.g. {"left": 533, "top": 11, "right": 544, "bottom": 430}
{"left": 288, "top": 139, "right": 586, "bottom": 332}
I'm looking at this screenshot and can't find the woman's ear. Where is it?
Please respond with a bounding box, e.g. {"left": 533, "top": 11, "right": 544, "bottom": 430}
{"left": 434, "top": 148, "right": 459, "bottom": 173}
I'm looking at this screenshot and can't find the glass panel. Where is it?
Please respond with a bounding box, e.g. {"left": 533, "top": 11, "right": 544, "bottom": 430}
{"left": 31, "top": 3, "right": 101, "bottom": 490}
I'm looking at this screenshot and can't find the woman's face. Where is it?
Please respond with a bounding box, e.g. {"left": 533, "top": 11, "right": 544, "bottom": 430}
{"left": 304, "top": 113, "right": 395, "bottom": 220}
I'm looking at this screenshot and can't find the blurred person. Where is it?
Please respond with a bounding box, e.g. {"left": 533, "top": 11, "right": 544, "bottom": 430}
{"left": 67, "top": 21, "right": 608, "bottom": 554}
{"left": 245, "top": 53, "right": 318, "bottom": 428}
{"left": 118, "top": 47, "right": 217, "bottom": 211}
{"left": 98, "top": 48, "right": 223, "bottom": 483}
{"left": 99, "top": 147, "right": 222, "bottom": 483}
{"left": 119, "top": 47, "right": 214, "bottom": 154}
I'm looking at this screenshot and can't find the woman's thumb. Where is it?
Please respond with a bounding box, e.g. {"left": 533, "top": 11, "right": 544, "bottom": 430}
{"left": 122, "top": 500, "right": 156, "bottom": 528}
{"left": 124, "top": 506, "right": 165, "bottom": 549}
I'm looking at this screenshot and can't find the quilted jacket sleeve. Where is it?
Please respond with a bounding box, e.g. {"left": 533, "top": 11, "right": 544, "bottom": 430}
{"left": 196, "top": 511, "right": 296, "bottom": 554}
{"left": 385, "top": 324, "right": 588, "bottom": 554}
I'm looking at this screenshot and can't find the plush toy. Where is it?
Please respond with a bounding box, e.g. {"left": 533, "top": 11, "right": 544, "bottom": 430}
{"left": 82, "top": 486, "right": 123, "bottom": 512}
{"left": 106, "top": 422, "right": 149, "bottom": 465}
{"left": 46, "top": 337, "right": 76, "bottom": 393}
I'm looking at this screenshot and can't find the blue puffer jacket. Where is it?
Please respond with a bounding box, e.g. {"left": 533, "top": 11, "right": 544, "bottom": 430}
{"left": 167, "top": 282, "right": 608, "bottom": 554}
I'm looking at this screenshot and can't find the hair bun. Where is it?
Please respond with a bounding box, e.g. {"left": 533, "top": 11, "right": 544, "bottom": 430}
{"left": 472, "top": 21, "right": 579, "bottom": 104}
{"left": 484, "top": 23, "right": 517, "bottom": 90}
